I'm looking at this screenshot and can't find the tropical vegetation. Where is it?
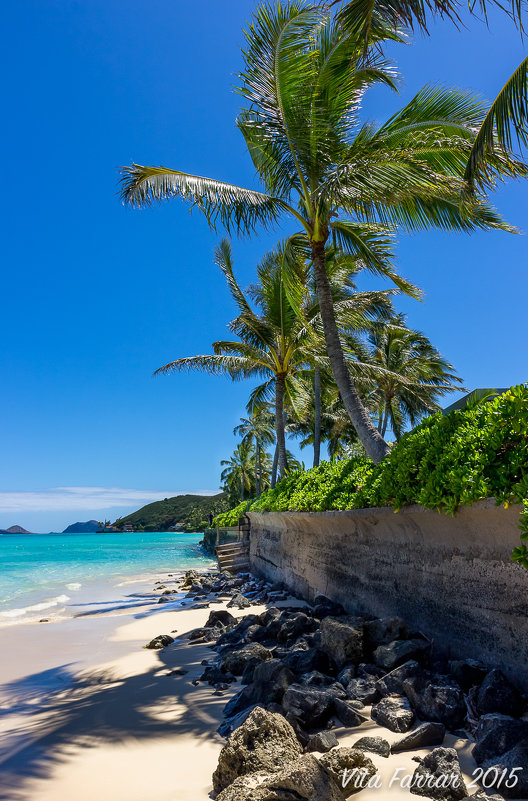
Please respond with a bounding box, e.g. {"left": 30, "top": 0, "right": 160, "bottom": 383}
{"left": 217, "top": 385, "right": 528, "bottom": 564}
{"left": 120, "top": 1, "right": 523, "bottom": 463}
{"left": 363, "top": 315, "right": 464, "bottom": 439}
{"left": 118, "top": 1, "right": 528, "bottom": 565}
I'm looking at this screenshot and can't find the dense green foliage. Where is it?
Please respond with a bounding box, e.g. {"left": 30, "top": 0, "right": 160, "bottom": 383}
{"left": 226, "top": 386, "right": 528, "bottom": 562}
{"left": 251, "top": 458, "right": 371, "bottom": 513}
{"left": 215, "top": 501, "right": 251, "bottom": 527}
{"left": 114, "top": 493, "right": 228, "bottom": 532}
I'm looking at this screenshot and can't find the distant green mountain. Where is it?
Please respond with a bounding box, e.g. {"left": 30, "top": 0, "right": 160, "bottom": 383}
{"left": 114, "top": 493, "right": 228, "bottom": 532}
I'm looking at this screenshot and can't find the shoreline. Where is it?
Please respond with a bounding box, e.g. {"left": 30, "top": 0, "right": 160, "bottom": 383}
{"left": 0, "top": 569, "right": 526, "bottom": 801}
{"left": 0, "top": 530, "right": 215, "bottom": 628}
{"left": 0, "top": 568, "right": 233, "bottom": 801}
{"left": 0, "top": 559, "right": 216, "bottom": 629}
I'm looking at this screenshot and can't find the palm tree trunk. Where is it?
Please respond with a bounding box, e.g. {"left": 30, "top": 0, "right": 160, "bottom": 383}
{"left": 256, "top": 441, "right": 261, "bottom": 497}
{"left": 271, "top": 443, "right": 279, "bottom": 488}
{"left": 254, "top": 440, "right": 258, "bottom": 497}
{"left": 381, "top": 403, "right": 390, "bottom": 438}
{"left": 313, "top": 366, "right": 321, "bottom": 467}
{"left": 275, "top": 376, "right": 287, "bottom": 480}
{"left": 283, "top": 409, "right": 290, "bottom": 472}
{"left": 311, "top": 242, "right": 390, "bottom": 463}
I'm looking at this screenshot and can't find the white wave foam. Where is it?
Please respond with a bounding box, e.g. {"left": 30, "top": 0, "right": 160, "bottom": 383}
{"left": 1, "top": 607, "right": 27, "bottom": 618}
{"left": 65, "top": 583, "right": 82, "bottom": 590}
{"left": 0, "top": 595, "right": 70, "bottom": 619}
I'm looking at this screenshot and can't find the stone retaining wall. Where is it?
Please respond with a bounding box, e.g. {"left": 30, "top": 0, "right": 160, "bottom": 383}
{"left": 248, "top": 500, "right": 528, "bottom": 686}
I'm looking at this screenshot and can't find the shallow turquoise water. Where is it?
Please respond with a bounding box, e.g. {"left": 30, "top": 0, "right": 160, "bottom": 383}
{"left": 0, "top": 531, "right": 214, "bottom": 622}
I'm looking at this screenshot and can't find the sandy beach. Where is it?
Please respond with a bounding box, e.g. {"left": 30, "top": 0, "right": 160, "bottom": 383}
{"left": 0, "top": 569, "right": 509, "bottom": 801}
{"left": 0, "top": 572, "right": 229, "bottom": 801}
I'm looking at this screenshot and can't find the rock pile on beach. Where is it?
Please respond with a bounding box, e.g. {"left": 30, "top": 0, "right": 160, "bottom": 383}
{"left": 161, "top": 568, "right": 528, "bottom": 800}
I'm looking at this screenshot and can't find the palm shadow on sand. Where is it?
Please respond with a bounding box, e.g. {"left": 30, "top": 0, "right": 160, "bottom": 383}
{"left": 0, "top": 625, "right": 230, "bottom": 800}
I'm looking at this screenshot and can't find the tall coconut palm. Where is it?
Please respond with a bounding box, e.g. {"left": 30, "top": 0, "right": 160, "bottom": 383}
{"left": 221, "top": 440, "right": 256, "bottom": 503}
{"left": 154, "top": 239, "right": 318, "bottom": 481}
{"left": 234, "top": 410, "right": 275, "bottom": 496}
{"left": 121, "top": 3, "right": 516, "bottom": 462}
{"left": 363, "top": 316, "right": 464, "bottom": 439}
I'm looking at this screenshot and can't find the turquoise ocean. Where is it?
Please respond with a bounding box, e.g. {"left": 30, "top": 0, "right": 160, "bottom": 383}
{"left": 0, "top": 531, "right": 214, "bottom": 625}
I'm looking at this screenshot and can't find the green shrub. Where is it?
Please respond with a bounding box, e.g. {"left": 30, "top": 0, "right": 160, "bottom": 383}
{"left": 214, "top": 500, "right": 251, "bottom": 527}
{"left": 247, "top": 385, "right": 528, "bottom": 565}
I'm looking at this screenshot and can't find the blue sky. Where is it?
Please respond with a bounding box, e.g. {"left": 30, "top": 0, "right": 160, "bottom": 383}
{"left": 1, "top": 1, "right": 526, "bottom": 531}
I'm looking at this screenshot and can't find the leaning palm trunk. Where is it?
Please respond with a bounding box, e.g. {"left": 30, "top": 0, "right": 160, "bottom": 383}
{"left": 313, "top": 366, "right": 321, "bottom": 468}
{"left": 311, "top": 243, "right": 390, "bottom": 463}
{"left": 275, "top": 376, "right": 288, "bottom": 480}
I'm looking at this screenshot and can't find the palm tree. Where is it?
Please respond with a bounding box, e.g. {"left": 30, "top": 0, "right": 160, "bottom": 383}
{"left": 234, "top": 410, "right": 275, "bottom": 496}
{"left": 247, "top": 243, "right": 397, "bottom": 468}
{"left": 154, "top": 239, "right": 318, "bottom": 481}
{"left": 288, "top": 369, "right": 351, "bottom": 461}
{"left": 221, "top": 440, "right": 256, "bottom": 504}
{"left": 363, "top": 316, "right": 464, "bottom": 439}
{"left": 121, "top": 3, "right": 516, "bottom": 462}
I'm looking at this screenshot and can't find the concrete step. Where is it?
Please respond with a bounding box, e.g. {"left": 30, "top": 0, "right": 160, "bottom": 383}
{"left": 216, "top": 542, "right": 249, "bottom": 553}
{"left": 217, "top": 554, "right": 250, "bottom": 565}
{"left": 217, "top": 553, "right": 251, "bottom": 573}
{"left": 217, "top": 547, "right": 247, "bottom": 556}
{"left": 217, "top": 542, "right": 249, "bottom": 551}
{"left": 218, "top": 558, "right": 249, "bottom": 568}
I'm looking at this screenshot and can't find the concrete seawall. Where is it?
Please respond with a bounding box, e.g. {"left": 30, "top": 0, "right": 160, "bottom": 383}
{"left": 249, "top": 500, "right": 528, "bottom": 685}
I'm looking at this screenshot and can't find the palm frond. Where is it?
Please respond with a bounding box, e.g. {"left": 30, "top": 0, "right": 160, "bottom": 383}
{"left": 329, "top": 219, "right": 422, "bottom": 298}
{"left": 465, "top": 57, "right": 528, "bottom": 186}
{"left": 377, "top": 85, "right": 487, "bottom": 135}
{"left": 337, "top": 0, "right": 451, "bottom": 37}
{"left": 213, "top": 339, "right": 274, "bottom": 371}
{"left": 154, "top": 354, "right": 268, "bottom": 381}
{"left": 336, "top": 0, "right": 526, "bottom": 39}
{"left": 358, "top": 192, "right": 517, "bottom": 233}
{"left": 247, "top": 379, "right": 276, "bottom": 412}
{"left": 214, "top": 239, "right": 253, "bottom": 316}
{"left": 119, "top": 164, "right": 284, "bottom": 234}
{"left": 237, "top": 112, "right": 301, "bottom": 199}
{"left": 237, "top": 1, "right": 321, "bottom": 201}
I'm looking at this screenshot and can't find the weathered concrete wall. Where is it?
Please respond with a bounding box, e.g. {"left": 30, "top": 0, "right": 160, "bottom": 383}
{"left": 249, "top": 500, "right": 528, "bottom": 685}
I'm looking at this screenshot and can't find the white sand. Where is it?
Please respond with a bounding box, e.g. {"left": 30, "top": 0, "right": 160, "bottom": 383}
{"left": 0, "top": 573, "right": 518, "bottom": 800}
